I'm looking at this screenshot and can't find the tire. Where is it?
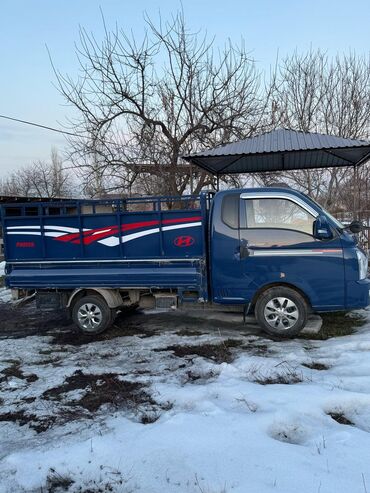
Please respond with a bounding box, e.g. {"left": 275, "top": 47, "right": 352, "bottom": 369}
{"left": 255, "top": 286, "right": 308, "bottom": 338}
{"left": 72, "top": 295, "right": 115, "bottom": 334}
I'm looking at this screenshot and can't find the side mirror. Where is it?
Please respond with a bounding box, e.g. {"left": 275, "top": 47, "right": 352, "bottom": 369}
{"left": 348, "top": 220, "right": 363, "bottom": 234}
{"left": 313, "top": 215, "right": 333, "bottom": 240}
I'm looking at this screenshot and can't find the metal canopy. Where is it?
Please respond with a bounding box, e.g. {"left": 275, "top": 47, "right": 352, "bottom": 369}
{"left": 182, "top": 129, "right": 370, "bottom": 175}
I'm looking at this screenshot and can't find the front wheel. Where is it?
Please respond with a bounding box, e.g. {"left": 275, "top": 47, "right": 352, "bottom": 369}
{"left": 72, "top": 295, "right": 115, "bottom": 334}
{"left": 255, "top": 286, "right": 308, "bottom": 338}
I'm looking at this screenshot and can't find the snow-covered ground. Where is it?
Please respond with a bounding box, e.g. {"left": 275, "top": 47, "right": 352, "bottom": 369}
{"left": 0, "top": 288, "right": 11, "bottom": 304}
{"left": 1, "top": 300, "right": 370, "bottom": 493}
{"left": 0, "top": 265, "right": 11, "bottom": 303}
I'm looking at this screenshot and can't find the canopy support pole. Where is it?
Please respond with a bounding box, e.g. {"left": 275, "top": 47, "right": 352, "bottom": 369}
{"left": 216, "top": 174, "right": 220, "bottom": 191}
{"left": 353, "top": 152, "right": 370, "bottom": 220}
{"left": 353, "top": 164, "right": 358, "bottom": 219}
{"left": 189, "top": 163, "right": 193, "bottom": 194}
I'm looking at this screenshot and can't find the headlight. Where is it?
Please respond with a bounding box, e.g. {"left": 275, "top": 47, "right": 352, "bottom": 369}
{"left": 356, "top": 249, "right": 368, "bottom": 280}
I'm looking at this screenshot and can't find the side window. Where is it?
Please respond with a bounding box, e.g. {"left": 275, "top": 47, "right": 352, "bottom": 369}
{"left": 222, "top": 194, "right": 239, "bottom": 229}
{"left": 244, "top": 198, "right": 315, "bottom": 235}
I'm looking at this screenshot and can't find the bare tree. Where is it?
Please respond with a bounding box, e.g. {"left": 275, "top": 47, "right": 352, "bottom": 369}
{"left": 53, "top": 10, "right": 267, "bottom": 198}
{"left": 0, "top": 148, "right": 75, "bottom": 198}
{"left": 256, "top": 50, "right": 370, "bottom": 212}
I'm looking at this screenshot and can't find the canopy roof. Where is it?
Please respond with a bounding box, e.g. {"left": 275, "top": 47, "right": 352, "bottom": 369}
{"left": 182, "top": 129, "right": 370, "bottom": 175}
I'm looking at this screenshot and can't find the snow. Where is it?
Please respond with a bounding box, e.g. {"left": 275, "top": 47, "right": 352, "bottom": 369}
{"left": 1, "top": 307, "right": 370, "bottom": 492}
{"left": 0, "top": 262, "right": 11, "bottom": 303}
{"left": 0, "top": 288, "right": 11, "bottom": 303}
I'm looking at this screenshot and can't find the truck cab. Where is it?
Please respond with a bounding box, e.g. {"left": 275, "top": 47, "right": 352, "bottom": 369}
{"left": 210, "top": 187, "right": 369, "bottom": 336}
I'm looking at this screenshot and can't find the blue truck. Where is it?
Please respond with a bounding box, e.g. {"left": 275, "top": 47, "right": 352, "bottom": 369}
{"left": 1, "top": 187, "right": 369, "bottom": 338}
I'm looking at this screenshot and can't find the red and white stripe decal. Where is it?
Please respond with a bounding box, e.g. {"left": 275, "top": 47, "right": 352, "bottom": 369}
{"left": 7, "top": 216, "right": 202, "bottom": 247}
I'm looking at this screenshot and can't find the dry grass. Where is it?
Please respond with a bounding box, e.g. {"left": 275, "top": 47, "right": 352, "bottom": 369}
{"left": 302, "top": 361, "right": 330, "bottom": 371}
{"left": 43, "top": 467, "right": 130, "bottom": 493}
{"left": 248, "top": 362, "right": 304, "bottom": 385}
{"left": 327, "top": 411, "right": 354, "bottom": 426}
{"left": 45, "top": 469, "right": 74, "bottom": 492}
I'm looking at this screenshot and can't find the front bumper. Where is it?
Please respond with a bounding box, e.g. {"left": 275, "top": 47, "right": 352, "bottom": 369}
{"left": 346, "top": 278, "right": 370, "bottom": 309}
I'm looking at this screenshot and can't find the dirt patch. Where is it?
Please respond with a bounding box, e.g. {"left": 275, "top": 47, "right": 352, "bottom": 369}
{"left": 42, "top": 370, "right": 171, "bottom": 421}
{"left": 50, "top": 328, "right": 116, "bottom": 346}
{"left": 32, "top": 356, "right": 63, "bottom": 366}
{"left": 175, "top": 328, "right": 205, "bottom": 337}
{"left": 0, "top": 303, "right": 72, "bottom": 339}
{"left": 0, "top": 410, "right": 56, "bottom": 433}
{"left": 39, "top": 347, "right": 70, "bottom": 355}
{"left": 243, "top": 343, "right": 270, "bottom": 356}
{"left": 302, "top": 362, "right": 330, "bottom": 371}
{"left": 0, "top": 362, "right": 38, "bottom": 384}
{"left": 114, "top": 324, "right": 159, "bottom": 339}
{"left": 155, "top": 339, "right": 243, "bottom": 363}
{"left": 0, "top": 303, "right": 156, "bottom": 344}
{"left": 21, "top": 396, "right": 36, "bottom": 404}
{"left": 300, "top": 312, "right": 366, "bottom": 340}
{"left": 327, "top": 411, "right": 354, "bottom": 426}
{"left": 50, "top": 323, "right": 158, "bottom": 346}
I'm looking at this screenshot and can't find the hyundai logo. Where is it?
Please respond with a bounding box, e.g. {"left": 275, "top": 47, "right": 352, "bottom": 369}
{"left": 174, "top": 235, "right": 195, "bottom": 247}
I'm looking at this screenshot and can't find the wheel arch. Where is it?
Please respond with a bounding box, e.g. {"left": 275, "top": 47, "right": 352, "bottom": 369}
{"left": 250, "top": 282, "right": 312, "bottom": 312}
{"left": 67, "top": 288, "right": 123, "bottom": 309}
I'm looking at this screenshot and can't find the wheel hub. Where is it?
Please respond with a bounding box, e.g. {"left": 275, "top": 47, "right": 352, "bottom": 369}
{"left": 263, "top": 297, "right": 299, "bottom": 330}
{"left": 77, "top": 303, "right": 103, "bottom": 331}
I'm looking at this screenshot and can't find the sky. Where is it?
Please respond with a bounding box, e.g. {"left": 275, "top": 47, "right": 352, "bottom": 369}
{"left": 0, "top": 0, "right": 369, "bottom": 175}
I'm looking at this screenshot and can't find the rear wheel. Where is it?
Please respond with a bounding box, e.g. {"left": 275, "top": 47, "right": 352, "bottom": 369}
{"left": 255, "top": 286, "right": 308, "bottom": 338}
{"left": 72, "top": 295, "right": 115, "bottom": 334}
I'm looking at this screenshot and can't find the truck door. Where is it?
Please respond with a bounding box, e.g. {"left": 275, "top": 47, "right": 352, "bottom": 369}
{"left": 237, "top": 192, "right": 345, "bottom": 310}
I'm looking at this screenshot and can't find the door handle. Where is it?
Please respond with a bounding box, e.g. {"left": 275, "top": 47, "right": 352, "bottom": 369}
{"left": 240, "top": 239, "right": 250, "bottom": 259}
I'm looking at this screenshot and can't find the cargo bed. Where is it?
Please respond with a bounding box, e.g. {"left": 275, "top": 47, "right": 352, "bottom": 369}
{"left": 0, "top": 193, "right": 212, "bottom": 301}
